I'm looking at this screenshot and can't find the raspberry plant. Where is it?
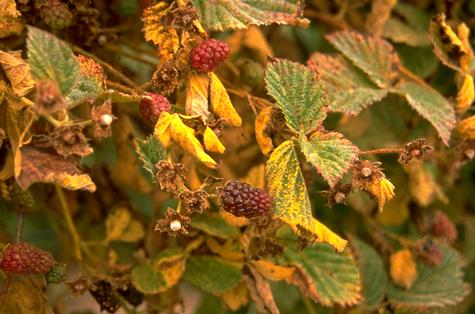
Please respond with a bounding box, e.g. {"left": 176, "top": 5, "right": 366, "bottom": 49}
{"left": 1, "top": 0, "right": 475, "bottom": 313}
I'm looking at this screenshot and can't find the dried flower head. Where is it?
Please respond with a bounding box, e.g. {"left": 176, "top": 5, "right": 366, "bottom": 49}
{"left": 351, "top": 160, "right": 384, "bottom": 189}
{"left": 179, "top": 190, "right": 208, "bottom": 214}
{"left": 398, "top": 139, "right": 432, "bottom": 165}
{"left": 151, "top": 63, "right": 181, "bottom": 96}
{"left": 91, "top": 100, "right": 116, "bottom": 139}
{"left": 155, "top": 161, "right": 187, "bottom": 192}
{"left": 320, "top": 183, "right": 352, "bottom": 207}
{"left": 162, "top": 2, "right": 199, "bottom": 32}
{"left": 51, "top": 125, "right": 93, "bottom": 158}
{"left": 154, "top": 208, "right": 191, "bottom": 237}
{"left": 34, "top": 80, "right": 66, "bottom": 115}
{"left": 68, "top": 276, "right": 92, "bottom": 297}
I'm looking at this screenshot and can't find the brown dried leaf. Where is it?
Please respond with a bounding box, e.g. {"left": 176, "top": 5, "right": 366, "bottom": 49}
{"left": 16, "top": 145, "right": 96, "bottom": 192}
{"left": 390, "top": 249, "right": 417, "bottom": 289}
{"left": 243, "top": 266, "right": 280, "bottom": 314}
{"left": 365, "top": 0, "right": 397, "bottom": 36}
{"left": 0, "top": 0, "right": 23, "bottom": 38}
{"left": 0, "top": 50, "right": 35, "bottom": 96}
{"left": 185, "top": 73, "right": 212, "bottom": 119}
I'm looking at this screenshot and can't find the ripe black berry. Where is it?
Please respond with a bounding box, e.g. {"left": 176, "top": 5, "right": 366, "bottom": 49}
{"left": 89, "top": 280, "right": 120, "bottom": 313}
{"left": 221, "top": 180, "right": 271, "bottom": 218}
{"left": 139, "top": 93, "right": 172, "bottom": 125}
{"left": 117, "top": 284, "right": 144, "bottom": 307}
{"left": 190, "top": 39, "right": 230, "bottom": 72}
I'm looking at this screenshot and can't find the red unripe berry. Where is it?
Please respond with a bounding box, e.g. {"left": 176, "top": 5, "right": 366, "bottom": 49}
{"left": 432, "top": 211, "right": 457, "bottom": 243}
{"left": 139, "top": 93, "right": 172, "bottom": 126}
{"left": 190, "top": 39, "right": 230, "bottom": 72}
{"left": 221, "top": 180, "right": 271, "bottom": 218}
{"left": 1, "top": 242, "right": 55, "bottom": 275}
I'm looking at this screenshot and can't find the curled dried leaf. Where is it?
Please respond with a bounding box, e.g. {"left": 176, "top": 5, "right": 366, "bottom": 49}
{"left": 457, "top": 115, "right": 475, "bottom": 140}
{"left": 456, "top": 74, "right": 474, "bottom": 114}
{"left": 0, "top": 50, "right": 35, "bottom": 97}
{"left": 255, "top": 107, "right": 274, "bottom": 156}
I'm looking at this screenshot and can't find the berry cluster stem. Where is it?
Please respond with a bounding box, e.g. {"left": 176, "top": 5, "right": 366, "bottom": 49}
{"left": 55, "top": 185, "right": 82, "bottom": 261}
{"left": 15, "top": 207, "right": 24, "bottom": 243}
{"left": 359, "top": 148, "right": 404, "bottom": 156}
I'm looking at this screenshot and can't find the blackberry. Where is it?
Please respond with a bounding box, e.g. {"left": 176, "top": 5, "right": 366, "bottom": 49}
{"left": 139, "top": 93, "right": 172, "bottom": 126}
{"left": 89, "top": 280, "right": 120, "bottom": 313}
{"left": 117, "top": 284, "right": 144, "bottom": 307}
{"left": 190, "top": 39, "right": 230, "bottom": 72}
{"left": 0, "top": 242, "right": 55, "bottom": 275}
{"left": 46, "top": 263, "right": 67, "bottom": 284}
{"left": 221, "top": 180, "right": 271, "bottom": 218}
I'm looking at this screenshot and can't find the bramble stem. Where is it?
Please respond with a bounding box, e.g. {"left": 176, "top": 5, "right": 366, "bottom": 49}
{"left": 55, "top": 185, "right": 82, "bottom": 261}
{"left": 359, "top": 148, "right": 404, "bottom": 155}
{"left": 106, "top": 80, "right": 136, "bottom": 95}
{"left": 15, "top": 207, "right": 24, "bottom": 243}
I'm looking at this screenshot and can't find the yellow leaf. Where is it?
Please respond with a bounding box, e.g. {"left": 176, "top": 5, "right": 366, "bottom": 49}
{"left": 0, "top": 0, "right": 23, "bottom": 39}
{"left": 210, "top": 73, "right": 242, "bottom": 126}
{"left": 376, "top": 192, "right": 410, "bottom": 226}
{"left": 365, "top": 177, "right": 395, "bottom": 212}
{"left": 251, "top": 260, "right": 295, "bottom": 281}
{"left": 255, "top": 107, "right": 274, "bottom": 155}
{"left": 120, "top": 220, "right": 145, "bottom": 242}
{"left": 0, "top": 51, "right": 35, "bottom": 97}
{"left": 457, "top": 23, "right": 473, "bottom": 72}
{"left": 407, "top": 163, "right": 438, "bottom": 207}
{"left": 456, "top": 74, "right": 474, "bottom": 114}
{"left": 206, "top": 237, "right": 245, "bottom": 261}
{"left": 106, "top": 208, "right": 133, "bottom": 242}
{"left": 154, "top": 251, "right": 187, "bottom": 291}
{"left": 390, "top": 249, "right": 417, "bottom": 289}
{"left": 3, "top": 276, "right": 53, "bottom": 314}
{"left": 154, "top": 112, "right": 217, "bottom": 168}
{"left": 457, "top": 115, "right": 475, "bottom": 140}
{"left": 217, "top": 282, "right": 249, "bottom": 311}
{"left": 241, "top": 164, "right": 266, "bottom": 189}
{"left": 142, "top": 2, "right": 179, "bottom": 63}
{"left": 220, "top": 208, "right": 250, "bottom": 227}
{"left": 185, "top": 73, "right": 212, "bottom": 119}
{"left": 203, "top": 126, "right": 225, "bottom": 154}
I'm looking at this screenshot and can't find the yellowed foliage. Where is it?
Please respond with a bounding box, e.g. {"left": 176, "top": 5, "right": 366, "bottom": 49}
{"left": 206, "top": 237, "right": 245, "bottom": 261}
{"left": 210, "top": 73, "right": 242, "bottom": 126}
{"left": 142, "top": 2, "right": 179, "bottom": 63}
{"left": 242, "top": 164, "right": 266, "bottom": 189}
{"left": 0, "top": 50, "right": 35, "bottom": 96}
{"left": 185, "top": 73, "right": 213, "bottom": 119}
{"left": 390, "top": 249, "right": 417, "bottom": 289}
{"left": 255, "top": 107, "right": 274, "bottom": 155}
{"left": 376, "top": 192, "right": 409, "bottom": 226}
{"left": 0, "top": 0, "right": 23, "bottom": 39}
{"left": 365, "top": 177, "right": 395, "bottom": 212}
{"left": 252, "top": 260, "right": 295, "bottom": 281}
{"left": 227, "top": 26, "right": 273, "bottom": 64}
{"left": 105, "top": 207, "right": 145, "bottom": 242}
{"left": 217, "top": 282, "right": 249, "bottom": 311}
{"left": 154, "top": 112, "right": 218, "bottom": 168}
{"left": 220, "top": 208, "right": 249, "bottom": 227}
{"left": 457, "top": 115, "right": 475, "bottom": 140}
{"left": 456, "top": 74, "right": 475, "bottom": 114}
{"left": 203, "top": 126, "right": 225, "bottom": 154}
{"left": 154, "top": 252, "right": 187, "bottom": 292}
{"left": 407, "top": 163, "right": 438, "bottom": 207}
{"left": 2, "top": 276, "right": 53, "bottom": 314}
{"left": 458, "top": 23, "right": 473, "bottom": 72}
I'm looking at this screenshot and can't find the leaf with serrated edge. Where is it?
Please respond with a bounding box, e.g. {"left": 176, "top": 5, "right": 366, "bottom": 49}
{"left": 183, "top": 255, "right": 242, "bottom": 293}
{"left": 134, "top": 135, "right": 167, "bottom": 182}
{"left": 299, "top": 132, "right": 359, "bottom": 187}
{"left": 308, "top": 53, "right": 388, "bottom": 115}
{"left": 27, "top": 26, "right": 80, "bottom": 95}
{"left": 349, "top": 236, "right": 387, "bottom": 309}
{"left": 285, "top": 243, "right": 361, "bottom": 306}
{"left": 210, "top": 73, "right": 242, "bottom": 126}
{"left": 387, "top": 245, "right": 470, "bottom": 310}
{"left": 190, "top": 213, "right": 240, "bottom": 239}
{"left": 266, "top": 140, "right": 347, "bottom": 252}
{"left": 265, "top": 59, "right": 327, "bottom": 133}
{"left": 131, "top": 263, "right": 167, "bottom": 294}
{"left": 393, "top": 80, "right": 455, "bottom": 145}
{"left": 326, "top": 31, "right": 399, "bottom": 89}
{"left": 191, "top": 0, "right": 309, "bottom": 32}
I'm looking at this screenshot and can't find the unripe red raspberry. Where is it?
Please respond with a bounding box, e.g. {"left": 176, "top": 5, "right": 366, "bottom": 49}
{"left": 38, "top": 0, "right": 73, "bottom": 30}
{"left": 139, "top": 93, "right": 172, "bottom": 125}
{"left": 221, "top": 180, "right": 271, "bottom": 218}
{"left": 190, "top": 39, "right": 230, "bottom": 72}
{"left": 432, "top": 211, "right": 457, "bottom": 242}
{"left": 420, "top": 242, "right": 443, "bottom": 266}
{"left": 1, "top": 242, "right": 55, "bottom": 275}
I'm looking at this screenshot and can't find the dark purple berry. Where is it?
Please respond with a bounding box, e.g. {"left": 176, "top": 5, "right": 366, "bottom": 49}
{"left": 221, "top": 180, "right": 271, "bottom": 218}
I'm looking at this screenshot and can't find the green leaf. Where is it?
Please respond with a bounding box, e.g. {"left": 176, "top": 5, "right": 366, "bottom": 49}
{"left": 393, "top": 80, "right": 455, "bottom": 145}
{"left": 396, "top": 45, "right": 439, "bottom": 79}
{"left": 134, "top": 135, "right": 167, "bottom": 182}
{"left": 349, "top": 236, "right": 387, "bottom": 309}
{"left": 190, "top": 213, "right": 240, "bottom": 239}
{"left": 191, "top": 0, "right": 309, "bottom": 32}
{"left": 265, "top": 59, "right": 327, "bottom": 133}
{"left": 67, "top": 74, "right": 103, "bottom": 103}
{"left": 387, "top": 245, "right": 470, "bottom": 310}
{"left": 326, "top": 31, "right": 399, "bottom": 89}
{"left": 285, "top": 243, "right": 361, "bottom": 306}
{"left": 183, "top": 256, "right": 242, "bottom": 293}
{"left": 131, "top": 263, "right": 167, "bottom": 294}
{"left": 299, "top": 132, "right": 359, "bottom": 187}
{"left": 266, "top": 140, "right": 347, "bottom": 252}
{"left": 308, "top": 53, "right": 388, "bottom": 114}
{"left": 381, "top": 3, "right": 431, "bottom": 47}
{"left": 27, "top": 26, "right": 79, "bottom": 95}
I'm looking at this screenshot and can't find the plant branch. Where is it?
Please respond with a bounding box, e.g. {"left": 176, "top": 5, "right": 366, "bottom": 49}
{"left": 15, "top": 207, "right": 24, "bottom": 243}
{"left": 106, "top": 80, "right": 137, "bottom": 94}
{"left": 55, "top": 185, "right": 82, "bottom": 261}
{"left": 359, "top": 148, "right": 403, "bottom": 156}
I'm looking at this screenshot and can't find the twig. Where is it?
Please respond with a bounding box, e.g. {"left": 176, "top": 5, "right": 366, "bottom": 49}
{"left": 15, "top": 207, "right": 24, "bottom": 243}
{"left": 70, "top": 44, "right": 143, "bottom": 93}
{"left": 55, "top": 185, "right": 82, "bottom": 261}
{"left": 304, "top": 9, "right": 348, "bottom": 30}
{"left": 359, "top": 148, "right": 404, "bottom": 156}
{"left": 106, "top": 80, "right": 137, "bottom": 95}
{"left": 103, "top": 44, "right": 158, "bottom": 67}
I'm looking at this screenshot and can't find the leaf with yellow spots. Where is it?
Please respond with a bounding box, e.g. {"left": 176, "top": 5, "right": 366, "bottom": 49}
{"left": 364, "top": 177, "right": 395, "bottom": 212}
{"left": 142, "top": 2, "right": 179, "bottom": 63}
{"left": 210, "top": 73, "right": 242, "bottom": 126}
{"left": 216, "top": 282, "right": 249, "bottom": 311}
{"left": 457, "top": 115, "right": 475, "bottom": 140}
{"left": 153, "top": 248, "right": 187, "bottom": 291}
{"left": 251, "top": 259, "right": 295, "bottom": 281}
{"left": 390, "top": 249, "right": 417, "bottom": 289}
{"left": 0, "top": 50, "right": 35, "bottom": 97}
{"left": 203, "top": 127, "right": 225, "bottom": 154}
{"left": 456, "top": 74, "right": 474, "bottom": 114}
{"left": 266, "top": 140, "right": 347, "bottom": 252}
{"left": 106, "top": 208, "right": 145, "bottom": 243}
{"left": 154, "top": 112, "right": 217, "bottom": 168}
{"left": 255, "top": 107, "right": 274, "bottom": 155}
